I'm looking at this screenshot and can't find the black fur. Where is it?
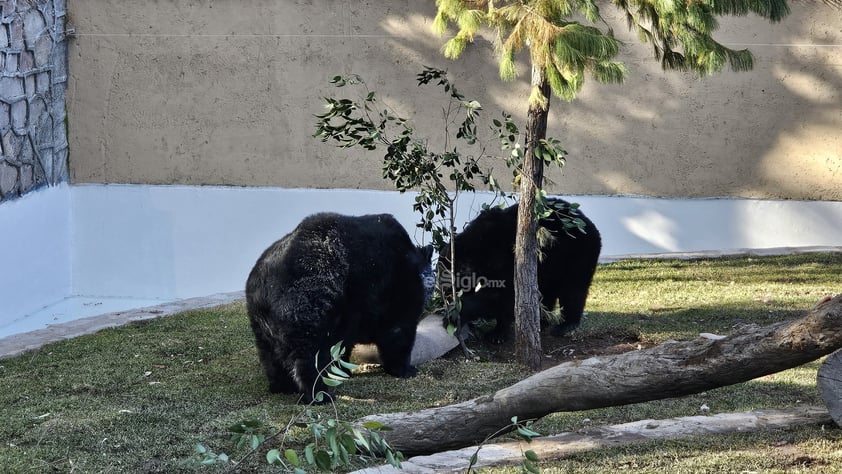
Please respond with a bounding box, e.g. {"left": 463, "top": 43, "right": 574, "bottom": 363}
{"left": 439, "top": 199, "right": 601, "bottom": 342}
{"left": 246, "top": 213, "right": 433, "bottom": 403}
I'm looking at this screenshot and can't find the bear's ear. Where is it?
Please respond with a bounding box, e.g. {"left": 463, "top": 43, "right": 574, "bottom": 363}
{"left": 420, "top": 244, "right": 434, "bottom": 263}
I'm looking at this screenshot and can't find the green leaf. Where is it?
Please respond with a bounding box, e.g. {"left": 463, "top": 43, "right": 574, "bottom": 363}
{"left": 328, "top": 430, "right": 340, "bottom": 459}
{"left": 328, "top": 365, "right": 350, "bottom": 379}
{"left": 314, "top": 449, "right": 333, "bottom": 470}
{"left": 523, "top": 458, "right": 540, "bottom": 473}
{"left": 385, "top": 449, "right": 400, "bottom": 468}
{"left": 525, "top": 449, "right": 539, "bottom": 462}
{"left": 338, "top": 359, "right": 359, "bottom": 370}
{"left": 304, "top": 444, "right": 316, "bottom": 466}
{"left": 362, "top": 421, "right": 386, "bottom": 430}
{"left": 340, "top": 433, "right": 358, "bottom": 457}
{"left": 267, "top": 449, "right": 284, "bottom": 465}
{"left": 322, "top": 376, "right": 343, "bottom": 387}
{"left": 517, "top": 425, "right": 542, "bottom": 440}
{"left": 354, "top": 429, "right": 372, "bottom": 453}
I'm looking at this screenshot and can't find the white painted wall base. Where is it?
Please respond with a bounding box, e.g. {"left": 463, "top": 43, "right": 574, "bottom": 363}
{"left": 2, "top": 184, "right": 841, "bottom": 337}
{"left": 0, "top": 185, "right": 71, "bottom": 321}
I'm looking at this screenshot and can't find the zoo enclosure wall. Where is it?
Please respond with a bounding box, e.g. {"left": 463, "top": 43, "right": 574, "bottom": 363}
{"left": 64, "top": 1, "right": 842, "bottom": 201}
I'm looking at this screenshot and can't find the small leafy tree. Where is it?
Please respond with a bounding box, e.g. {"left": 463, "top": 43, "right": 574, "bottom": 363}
{"left": 314, "top": 67, "right": 506, "bottom": 353}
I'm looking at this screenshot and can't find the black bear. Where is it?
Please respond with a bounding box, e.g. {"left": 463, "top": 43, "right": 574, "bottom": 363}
{"left": 246, "top": 212, "right": 433, "bottom": 403}
{"left": 438, "top": 198, "right": 601, "bottom": 342}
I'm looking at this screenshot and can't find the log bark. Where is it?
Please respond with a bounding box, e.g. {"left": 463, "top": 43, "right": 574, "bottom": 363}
{"left": 359, "top": 294, "right": 842, "bottom": 455}
{"left": 817, "top": 348, "right": 842, "bottom": 427}
{"left": 353, "top": 406, "right": 831, "bottom": 473}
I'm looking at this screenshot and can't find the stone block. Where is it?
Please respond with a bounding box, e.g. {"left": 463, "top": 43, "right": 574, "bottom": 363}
{"left": 0, "top": 102, "right": 9, "bottom": 133}
{"left": 42, "top": 6, "right": 55, "bottom": 31}
{"left": 51, "top": 40, "right": 66, "bottom": 83}
{"left": 19, "top": 49, "right": 34, "bottom": 71}
{"left": 33, "top": 149, "right": 47, "bottom": 185}
{"left": 0, "top": 23, "right": 9, "bottom": 48}
{"left": 0, "top": 160, "right": 19, "bottom": 198}
{"left": 36, "top": 71, "right": 50, "bottom": 92}
{"left": 9, "top": 17, "right": 23, "bottom": 50}
{"left": 10, "top": 99, "right": 27, "bottom": 132}
{"left": 23, "top": 9, "right": 46, "bottom": 49}
{"left": 4, "top": 53, "right": 17, "bottom": 72}
{"left": 19, "top": 135, "right": 33, "bottom": 164}
{"left": 39, "top": 146, "right": 53, "bottom": 181}
{"left": 34, "top": 35, "right": 52, "bottom": 67}
{"left": 2, "top": 129, "right": 21, "bottom": 157}
{"left": 30, "top": 96, "right": 47, "bottom": 127}
{"left": 19, "top": 162, "right": 33, "bottom": 193}
{"left": 0, "top": 76, "right": 24, "bottom": 101}
{"left": 24, "top": 73, "right": 35, "bottom": 98}
{"left": 54, "top": 147, "right": 68, "bottom": 182}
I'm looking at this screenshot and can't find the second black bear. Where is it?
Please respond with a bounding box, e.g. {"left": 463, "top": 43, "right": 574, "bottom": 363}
{"left": 246, "top": 212, "right": 433, "bottom": 403}
{"left": 439, "top": 199, "right": 601, "bottom": 342}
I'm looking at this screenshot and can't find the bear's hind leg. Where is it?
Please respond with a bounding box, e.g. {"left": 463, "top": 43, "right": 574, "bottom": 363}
{"left": 551, "top": 283, "right": 590, "bottom": 336}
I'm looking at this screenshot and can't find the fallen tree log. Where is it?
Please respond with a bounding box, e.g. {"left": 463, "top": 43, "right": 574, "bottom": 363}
{"left": 359, "top": 294, "right": 842, "bottom": 455}
{"left": 353, "top": 406, "right": 832, "bottom": 473}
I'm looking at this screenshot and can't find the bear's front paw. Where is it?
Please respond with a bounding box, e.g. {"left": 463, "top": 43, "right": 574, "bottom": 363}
{"left": 402, "top": 365, "right": 418, "bottom": 378}
{"left": 385, "top": 364, "right": 417, "bottom": 378}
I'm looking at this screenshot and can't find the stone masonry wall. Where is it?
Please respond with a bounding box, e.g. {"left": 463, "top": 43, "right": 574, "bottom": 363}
{"left": 0, "top": 0, "right": 68, "bottom": 202}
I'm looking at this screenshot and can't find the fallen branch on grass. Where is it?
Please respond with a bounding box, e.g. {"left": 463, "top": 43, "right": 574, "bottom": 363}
{"left": 352, "top": 406, "right": 831, "bottom": 473}
{"left": 358, "top": 294, "right": 842, "bottom": 455}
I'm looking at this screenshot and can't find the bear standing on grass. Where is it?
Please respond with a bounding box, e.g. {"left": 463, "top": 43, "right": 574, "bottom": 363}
{"left": 246, "top": 213, "right": 433, "bottom": 403}
{"left": 439, "top": 198, "right": 601, "bottom": 343}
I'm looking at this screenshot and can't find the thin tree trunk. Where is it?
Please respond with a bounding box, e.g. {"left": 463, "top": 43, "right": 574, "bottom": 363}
{"left": 359, "top": 294, "right": 842, "bottom": 456}
{"left": 514, "top": 65, "right": 552, "bottom": 371}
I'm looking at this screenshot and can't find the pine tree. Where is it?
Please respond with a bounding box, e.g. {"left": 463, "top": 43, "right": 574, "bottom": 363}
{"left": 433, "top": 0, "right": 791, "bottom": 370}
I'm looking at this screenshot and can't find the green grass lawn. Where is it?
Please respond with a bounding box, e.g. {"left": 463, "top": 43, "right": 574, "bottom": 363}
{"left": 1, "top": 253, "right": 841, "bottom": 472}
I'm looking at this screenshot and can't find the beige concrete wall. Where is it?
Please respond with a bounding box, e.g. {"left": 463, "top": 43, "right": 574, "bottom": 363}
{"left": 65, "top": 1, "right": 842, "bottom": 200}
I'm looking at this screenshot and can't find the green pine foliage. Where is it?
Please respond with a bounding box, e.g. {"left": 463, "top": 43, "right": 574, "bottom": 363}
{"left": 434, "top": 0, "right": 791, "bottom": 105}
{"left": 612, "top": 0, "right": 788, "bottom": 75}
{"left": 435, "top": 0, "right": 627, "bottom": 105}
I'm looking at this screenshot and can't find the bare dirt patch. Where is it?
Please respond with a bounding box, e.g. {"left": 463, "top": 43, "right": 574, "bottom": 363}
{"left": 443, "top": 325, "right": 649, "bottom": 370}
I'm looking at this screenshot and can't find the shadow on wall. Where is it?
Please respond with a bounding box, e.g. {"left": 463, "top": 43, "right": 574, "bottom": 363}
{"left": 374, "top": 2, "right": 841, "bottom": 201}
